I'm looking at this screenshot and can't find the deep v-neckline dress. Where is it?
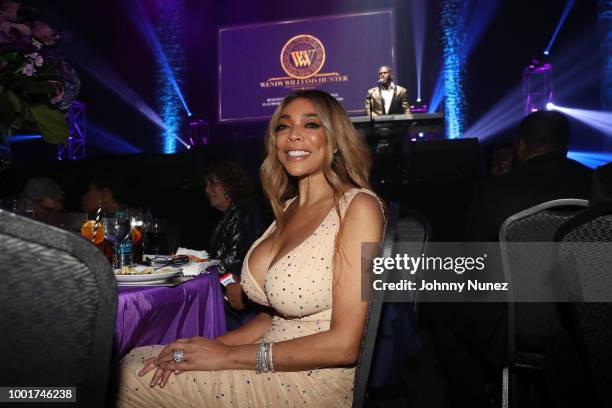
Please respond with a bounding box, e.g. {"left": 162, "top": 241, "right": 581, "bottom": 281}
{"left": 117, "top": 188, "right": 382, "bottom": 408}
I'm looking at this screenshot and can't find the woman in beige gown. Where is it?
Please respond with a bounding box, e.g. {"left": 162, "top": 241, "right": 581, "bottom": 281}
{"left": 116, "top": 90, "right": 385, "bottom": 407}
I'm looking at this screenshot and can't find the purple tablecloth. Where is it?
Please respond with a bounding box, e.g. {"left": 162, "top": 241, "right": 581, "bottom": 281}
{"left": 115, "top": 270, "right": 227, "bottom": 361}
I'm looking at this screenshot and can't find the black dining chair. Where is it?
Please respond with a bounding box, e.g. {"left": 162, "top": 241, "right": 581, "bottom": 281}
{"left": 498, "top": 198, "right": 588, "bottom": 407}
{"left": 0, "top": 209, "right": 117, "bottom": 407}
{"left": 352, "top": 203, "right": 431, "bottom": 407}
{"left": 555, "top": 200, "right": 612, "bottom": 407}
{"left": 352, "top": 201, "right": 399, "bottom": 408}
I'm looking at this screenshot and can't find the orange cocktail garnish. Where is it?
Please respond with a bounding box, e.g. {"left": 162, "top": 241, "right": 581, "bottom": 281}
{"left": 81, "top": 220, "right": 105, "bottom": 245}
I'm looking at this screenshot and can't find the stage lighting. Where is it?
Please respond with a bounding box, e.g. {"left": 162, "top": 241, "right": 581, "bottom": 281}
{"left": 546, "top": 102, "right": 555, "bottom": 110}
{"left": 441, "top": 0, "right": 468, "bottom": 139}
{"left": 523, "top": 59, "right": 553, "bottom": 114}
{"left": 6, "top": 135, "right": 43, "bottom": 143}
{"left": 568, "top": 150, "right": 612, "bottom": 169}
{"left": 418, "top": 132, "right": 424, "bottom": 137}
{"left": 417, "top": 98, "right": 422, "bottom": 103}
{"left": 188, "top": 119, "right": 210, "bottom": 146}
{"left": 543, "top": 0, "right": 576, "bottom": 56}
{"left": 551, "top": 104, "right": 612, "bottom": 137}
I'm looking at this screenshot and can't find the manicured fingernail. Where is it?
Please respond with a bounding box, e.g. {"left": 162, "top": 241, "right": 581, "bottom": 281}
{"left": 150, "top": 379, "right": 156, "bottom": 387}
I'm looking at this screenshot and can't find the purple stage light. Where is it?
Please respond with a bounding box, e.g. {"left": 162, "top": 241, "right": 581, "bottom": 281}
{"left": 57, "top": 101, "right": 87, "bottom": 161}
{"left": 410, "top": 103, "right": 428, "bottom": 113}
{"left": 188, "top": 119, "right": 210, "bottom": 146}
{"left": 552, "top": 105, "right": 612, "bottom": 137}
{"left": 465, "top": 33, "right": 599, "bottom": 140}
{"left": 523, "top": 60, "right": 553, "bottom": 114}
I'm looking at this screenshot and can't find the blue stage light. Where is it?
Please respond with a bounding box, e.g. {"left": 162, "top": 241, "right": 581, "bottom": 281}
{"left": 544, "top": 0, "right": 576, "bottom": 56}
{"left": 546, "top": 102, "right": 555, "bottom": 110}
{"left": 123, "top": 0, "right": 191, "bottom": 153}
{"left": 599, "top": 0, "right": 612, "bottom": 110}
{"left": 429, "top": 0, "right": 502, "bottom": 114}
{"left": 65, "top": 38, "right": 166, "bottom": 131}
{"left": 88, "top": 123, "right": 143, "bottom": 154}
{"left": 441, "top": 0, "right": 468, "bottom": 138}
{"left": 568, "top": 150, "right": 612, "bottom": 169}
{"left": 7, "top": 134, "right": 43, "bottom": 143}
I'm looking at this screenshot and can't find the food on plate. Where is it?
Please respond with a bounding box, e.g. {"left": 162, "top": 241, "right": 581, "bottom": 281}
{"left": 115, "top": 266, "right": 153, "bottom": 275}
{"left": 114, "top": 266, "right": 175, "bottom": 275}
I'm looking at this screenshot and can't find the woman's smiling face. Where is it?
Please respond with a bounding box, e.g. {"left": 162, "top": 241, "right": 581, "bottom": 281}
{"left": 275, "top": 98, "right": 328, "bottom": 178}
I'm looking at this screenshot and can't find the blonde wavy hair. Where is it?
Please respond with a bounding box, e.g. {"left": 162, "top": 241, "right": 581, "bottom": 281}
{"left": 260, "top": 89, "right": 373, "bottom": 235}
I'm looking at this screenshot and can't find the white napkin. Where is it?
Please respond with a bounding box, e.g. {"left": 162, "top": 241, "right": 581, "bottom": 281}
{"left": 175, "top": 247, "right": 211, "bottom": 276}
{"left": 175, "top": 247, "right": 209, "bottom": 259}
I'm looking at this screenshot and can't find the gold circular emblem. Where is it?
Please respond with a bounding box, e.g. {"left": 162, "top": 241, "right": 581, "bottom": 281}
{"left": 280, "top": 34, "right": 326, "bottom": 79}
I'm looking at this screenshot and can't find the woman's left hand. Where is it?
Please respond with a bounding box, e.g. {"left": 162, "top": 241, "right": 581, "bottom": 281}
{"left": 138, "top": 337, "right": 231, "bottom": 388}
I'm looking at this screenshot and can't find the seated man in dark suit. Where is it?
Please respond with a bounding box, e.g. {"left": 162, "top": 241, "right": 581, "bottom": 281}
{"left": 427, "top": 110, "right": 592, "bottom": 407}
{"left": 465, "top": 110, "right": 592, "bottom": 241}
{"left": 590, "top": 161, "right": 612, "bottom": 205}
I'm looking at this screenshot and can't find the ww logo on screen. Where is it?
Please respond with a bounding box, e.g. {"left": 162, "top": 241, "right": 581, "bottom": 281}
{"left": 290, "top": 50, "right": 316, "bottom": 67}
{"left": 281, "top": 34, "right": 326, "bottom": 79}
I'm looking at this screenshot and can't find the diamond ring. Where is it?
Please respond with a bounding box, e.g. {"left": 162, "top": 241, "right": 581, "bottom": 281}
{"left": 172, "top": 349, "right": 184, "bottom": 363}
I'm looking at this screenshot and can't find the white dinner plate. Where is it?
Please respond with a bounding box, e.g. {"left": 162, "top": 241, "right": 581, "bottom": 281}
{"left": 114, "top": 266, "right": 182, "bottom": 283}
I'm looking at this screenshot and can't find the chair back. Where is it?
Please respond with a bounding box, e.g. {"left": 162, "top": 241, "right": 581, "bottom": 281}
{"left": 352, "top": 204, "right": 431, "bottom": 404}
{"left": 394, "top": 209, "right": 431, "bottom": 313}
{"left": 352, "top": 201, "right": 399, "bottom": 408}
{"left": 499, "top": 199, "right": 588, "bottom": 357}
{"left": 0, "top": 210, "right": 117, "bottom": 407}
{"left": 556, "top": 202, "right": 612, "bottom": 406}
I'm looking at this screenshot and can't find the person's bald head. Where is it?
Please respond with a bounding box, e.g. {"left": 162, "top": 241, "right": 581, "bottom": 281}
{"left": 515, "top": 110, "right": 570, "bottom": 163}
{"left": 378, "top": 66, "right": 393, "bottom": 85}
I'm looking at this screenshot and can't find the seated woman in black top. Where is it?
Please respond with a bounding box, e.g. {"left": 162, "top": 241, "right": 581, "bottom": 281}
{"left": 203, "top": 161, "right": 266, "bottom": 329}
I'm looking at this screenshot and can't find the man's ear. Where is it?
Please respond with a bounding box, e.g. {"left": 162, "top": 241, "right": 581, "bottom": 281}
{"left": 515, "top": 138, "right": 526, "bottom": 163}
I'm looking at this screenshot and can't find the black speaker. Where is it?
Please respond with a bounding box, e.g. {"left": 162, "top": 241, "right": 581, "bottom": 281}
{"left": 408, "top": 138, "right": 481, "bottom": 179}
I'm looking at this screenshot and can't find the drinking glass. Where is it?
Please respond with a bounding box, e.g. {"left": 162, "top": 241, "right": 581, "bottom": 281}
{"left": 130, "top": 209, "right": 145, "bottom": 263}
{"left": 103, "top": 217, "right": 132, "bottom": 269}
{"left": 145, "top": 218, "right": 167, "bottom": 257}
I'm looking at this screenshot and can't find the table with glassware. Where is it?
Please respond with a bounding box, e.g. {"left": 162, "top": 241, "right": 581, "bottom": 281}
{"left": 114, "top": 267, "right": 227, "bottom": 362}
